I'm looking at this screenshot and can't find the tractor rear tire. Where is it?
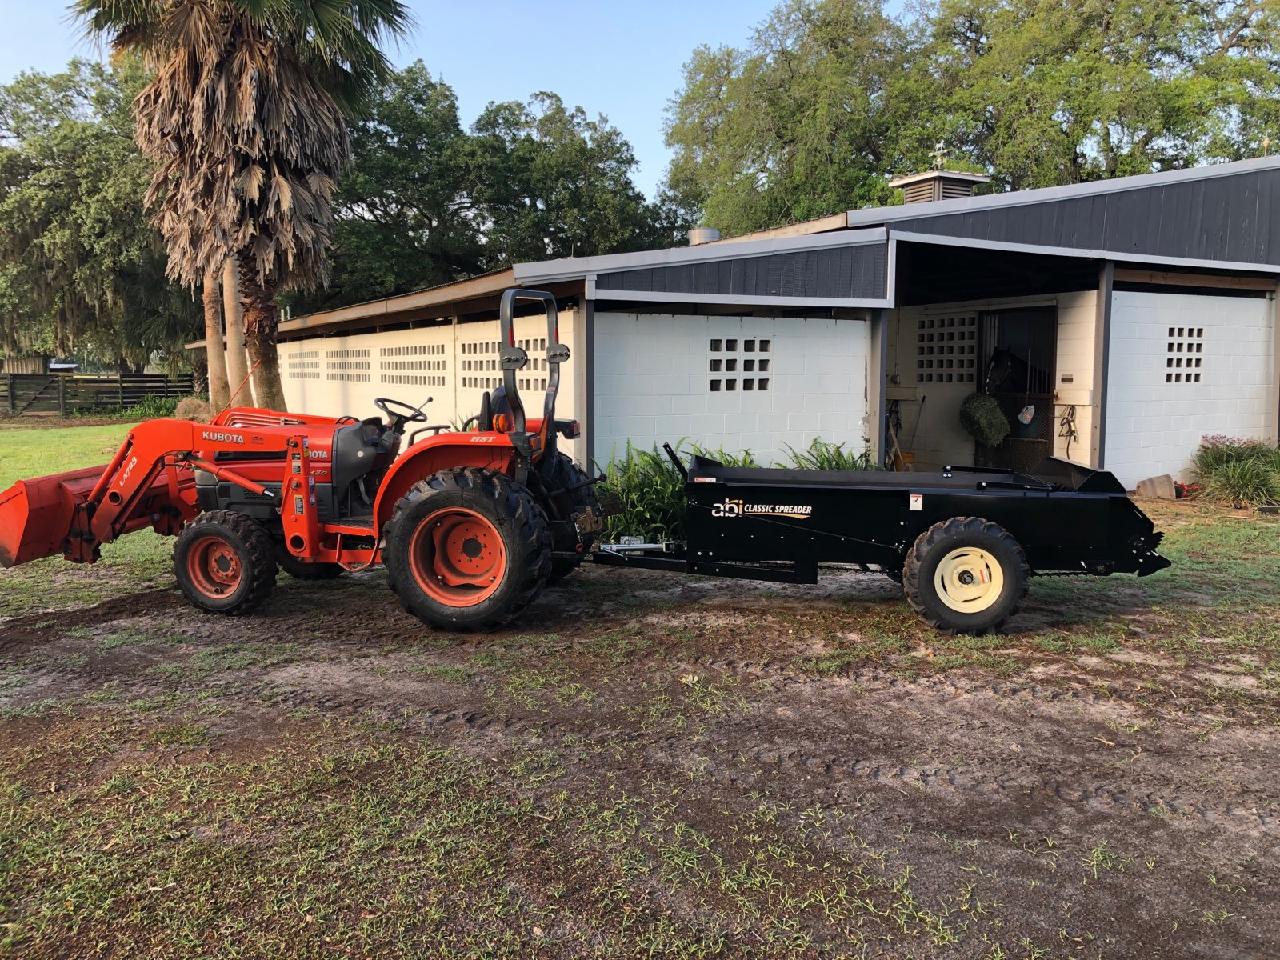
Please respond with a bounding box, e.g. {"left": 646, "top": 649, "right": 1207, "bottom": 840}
{"left": 276, "top": 549, "right": 344, "bottom": 581}
{"left": 174, "top": 510, "right": 277, "bottom": 615}
{"left": 383, "top": 468, "right": 552, "bottom": 631}
{"left": 540, "top": 451, "right": 600, "bottom": 584}
{"left": 903, "top": 517, "right": 1029, "bottom": 635}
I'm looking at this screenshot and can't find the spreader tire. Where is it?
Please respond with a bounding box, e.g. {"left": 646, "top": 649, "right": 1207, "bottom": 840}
{"left": 174, "top": 510, "right": 277, "bottom": 615}
{"left": 540, "top": 451, "right": 599, "bottom": 583}
{"left": 276, "top": 550, "right": 344, "bottom": 581}
{"left": 383, "top": 468, "right": 552, "bottom": 631}
{"left": 903, "top": 517, "right": 1029, "bottom": 634}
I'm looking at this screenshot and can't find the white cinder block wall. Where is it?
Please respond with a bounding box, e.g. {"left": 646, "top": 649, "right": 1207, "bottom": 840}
{"left": 592, "top": 312, "right": 870, "bottom": 468}
{"left": 279, "top": 309, "right": 578, "bottom": 455}
{"left": 1104, "top": 291, "right": 1275, "bottom": 488}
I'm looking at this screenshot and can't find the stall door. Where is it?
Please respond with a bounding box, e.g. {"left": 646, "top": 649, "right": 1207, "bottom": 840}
{"left": 980, "top": 307, "right": 1058, "bottom": 471}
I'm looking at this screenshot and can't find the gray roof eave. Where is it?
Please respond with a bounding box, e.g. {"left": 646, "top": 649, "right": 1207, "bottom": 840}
{"left": 514, "top": 226, "right": 887, "bottom": 285}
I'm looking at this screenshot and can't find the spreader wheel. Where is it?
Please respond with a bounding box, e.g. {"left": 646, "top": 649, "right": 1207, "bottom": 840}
{"left": 903, "top": 517, "right": 1029, "bottom": 634}
{"left": 383, "top": 468, "right": 552, "bottom": 631}
{"left": 173, "top": 510, "right": 277, "bottom": 615}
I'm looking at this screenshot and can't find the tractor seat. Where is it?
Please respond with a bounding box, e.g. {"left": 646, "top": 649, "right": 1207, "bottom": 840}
{"left": 331, "top": 419, "right": 386, "bottom": 492}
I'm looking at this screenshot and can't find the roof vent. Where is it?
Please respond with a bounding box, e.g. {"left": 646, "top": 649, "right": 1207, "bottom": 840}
{"left": 890, "top": 170, "right": 991, "bottom": 204}
{"left": 688, "top": 225, "right": 721, "bottom": 246}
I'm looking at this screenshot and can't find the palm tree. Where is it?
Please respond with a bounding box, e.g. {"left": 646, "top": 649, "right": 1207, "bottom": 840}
{"left": 201, "top": 267, "right": 230, "bottom": 411}
{"left": 74, "top": 0, "right": 412, "bottom": 410}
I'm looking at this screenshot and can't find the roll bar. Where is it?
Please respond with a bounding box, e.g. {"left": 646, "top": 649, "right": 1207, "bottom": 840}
{"left": 497, "top": 288, "right": 570, "bottom": 464}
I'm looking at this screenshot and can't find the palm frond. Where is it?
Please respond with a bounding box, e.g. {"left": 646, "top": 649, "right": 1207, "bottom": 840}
{"left": 74, "top": 0, "right": 411, "bottom": 292}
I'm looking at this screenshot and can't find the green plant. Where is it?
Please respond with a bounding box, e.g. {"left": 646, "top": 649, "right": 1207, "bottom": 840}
{"left": 959, "top": 393, "right": 1010, "bottom": 448}
{"left": 1201, "top": 458, "right": 1280, "bottom": 507}
{"left": 1192, "top": 436, "right": 1280, "bottom": 507}
{"left": 784, "top": 438, "right": 875, "bottom": 471}
{"left": 599, "top": 442, "right": 690, "bottom": 541}
{"left": 116, "top": 394, "right": 179, "bottom": 421}
{"left": 1192, "top": 435, "right": 1280, "bottom": 474}
{"left": 690, "top": 445, "right": 759, "bottom": 469}
{"left": 600, "top": 439, "right": 880, "bottom": 541}
{"left": 599, "top": 442, "right": 763, "bottom": 541}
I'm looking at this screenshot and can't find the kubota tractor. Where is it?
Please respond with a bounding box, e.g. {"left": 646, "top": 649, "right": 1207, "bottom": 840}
{"left": 0, "top": 289, "right": 600, "bottom": 630}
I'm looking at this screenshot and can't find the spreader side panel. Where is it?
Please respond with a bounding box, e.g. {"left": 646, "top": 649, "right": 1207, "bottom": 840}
{"left": 685, "top": 479, "right": 1166, "bottom": 576}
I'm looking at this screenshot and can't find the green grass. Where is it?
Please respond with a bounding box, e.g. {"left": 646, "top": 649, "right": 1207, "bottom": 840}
{"left": 0, "top": 421, "right": 172, "bottom": 617}
{"left": 0, "top": 421, "right": 138, "bottom": 488}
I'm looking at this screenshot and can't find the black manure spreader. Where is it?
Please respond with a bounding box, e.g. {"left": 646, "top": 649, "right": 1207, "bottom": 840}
{"left": 595, "top": 447, "right": 1170, "bottom": 634}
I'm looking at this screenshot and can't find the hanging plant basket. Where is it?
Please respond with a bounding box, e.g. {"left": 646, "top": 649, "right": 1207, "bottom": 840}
{"left": 960, "top": 392, "right": 1011, "bottom": 448}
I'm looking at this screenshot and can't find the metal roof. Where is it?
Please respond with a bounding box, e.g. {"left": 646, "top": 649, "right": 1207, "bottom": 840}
{"left": 847, "top": 155, "right": 1280, "bottom": 227}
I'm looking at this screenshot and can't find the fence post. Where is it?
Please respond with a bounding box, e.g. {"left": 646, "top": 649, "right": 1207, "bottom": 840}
{"left": 58, "top": 376, "right": 66, "bottom": 417}
{"left": 117, "top": 372, "right": 124, "bottom": 409}
{"left": 5, "top": 374, "right": 12, "bottom": 416}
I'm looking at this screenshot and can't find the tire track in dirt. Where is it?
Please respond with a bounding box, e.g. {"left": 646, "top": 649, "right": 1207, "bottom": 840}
{"left": 253, "top": 646, "right": 1280, "bottom": 850}
{"left": 0, "top": 589, "right": 182, "bottom": 652}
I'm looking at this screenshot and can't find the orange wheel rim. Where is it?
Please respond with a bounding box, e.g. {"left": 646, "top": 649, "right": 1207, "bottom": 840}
{"left": 409, "top": 508, "right": 507, "bottom": 607}
{"left": 186, "top": 535, "right": 243, "bottom": 598}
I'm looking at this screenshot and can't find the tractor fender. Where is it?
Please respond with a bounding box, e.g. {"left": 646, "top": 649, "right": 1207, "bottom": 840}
{"left": 372, "top": 433, "right": 517, "bottom": 534}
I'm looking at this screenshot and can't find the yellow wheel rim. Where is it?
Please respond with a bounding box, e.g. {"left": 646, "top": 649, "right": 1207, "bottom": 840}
{"left": 933, "top": 547, "right": 1004, "bottom": 614}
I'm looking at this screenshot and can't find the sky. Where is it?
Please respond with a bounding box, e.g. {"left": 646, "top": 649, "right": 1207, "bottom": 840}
{"left": 0, "top": 0, "right": 784, "bottom": 199}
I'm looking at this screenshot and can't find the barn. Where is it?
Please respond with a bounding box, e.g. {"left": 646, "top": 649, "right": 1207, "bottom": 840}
{"left": 239, "top": 156, "right": 1280, "bottom": 489}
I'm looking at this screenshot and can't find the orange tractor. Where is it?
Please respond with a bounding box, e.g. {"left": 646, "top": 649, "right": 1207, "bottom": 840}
{"left": 0, "top": 289, "right": 600, "bottom": 630}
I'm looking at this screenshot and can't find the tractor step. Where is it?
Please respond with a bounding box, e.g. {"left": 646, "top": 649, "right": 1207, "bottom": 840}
{"left": 325, "top": 514, "right": 375, "bottom": 535}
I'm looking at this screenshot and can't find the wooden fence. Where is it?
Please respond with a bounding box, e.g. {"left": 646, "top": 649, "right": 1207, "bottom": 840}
{"left": 0, "top": 373, "right": 195, "bottom": 417}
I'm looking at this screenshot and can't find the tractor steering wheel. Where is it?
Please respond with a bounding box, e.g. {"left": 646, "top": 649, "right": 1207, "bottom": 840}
{"left": 374, "top": 396, "right": 430, "bottom": 428}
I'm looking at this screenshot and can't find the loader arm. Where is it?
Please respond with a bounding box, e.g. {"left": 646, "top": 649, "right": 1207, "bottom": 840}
{"left": 0, "top": 418, "right": 295, "bottom": 568}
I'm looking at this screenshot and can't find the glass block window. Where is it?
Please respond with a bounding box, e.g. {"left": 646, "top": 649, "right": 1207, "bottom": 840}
{"left": 1165, "top": 326, "right": 1204, "bottom": 383}
{"left": 916, "top": 315, "right": 977, "bottom": 384}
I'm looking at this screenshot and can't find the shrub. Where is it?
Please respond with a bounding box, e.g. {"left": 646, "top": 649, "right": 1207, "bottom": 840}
{"left": 1192, "top": 435, "right": 1280, "bottom": 507}
{"left": 784, "top": 438, "right": 875, "bottom": 471}
{"left": 599, "top": 442, "right": 689, "bottom": 542}
{"left": 1201, "top": 458, "right": 1280, "bottom": 507}
{"left": 1192, "top": 435, "right": 1280, "bottom": 475}
{"left": 959, "top": 393, "right": 1010, "bottom": 448}
{"left": 117, "top": 394, "right": 180, "bottom": 421}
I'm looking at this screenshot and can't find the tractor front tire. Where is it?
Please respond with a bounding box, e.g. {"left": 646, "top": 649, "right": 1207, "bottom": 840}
{"left": 903, "top": 517, "right": 1029, "bottom": 634}
{"left": 174, "top": 510, "right": 277, "bottom": 615}
{"left": 384, "top": 468, "right": 552, "bottom": 631}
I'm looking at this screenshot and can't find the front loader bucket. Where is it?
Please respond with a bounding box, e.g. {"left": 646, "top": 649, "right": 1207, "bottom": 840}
{"left": 0, "top": 465, "right": 104, "bottom": 567}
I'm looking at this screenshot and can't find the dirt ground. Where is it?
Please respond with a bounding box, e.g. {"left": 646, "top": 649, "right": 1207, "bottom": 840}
{"left": 2, "top": 500, "right": 1278, "bottom": 959}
